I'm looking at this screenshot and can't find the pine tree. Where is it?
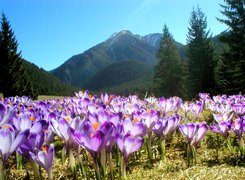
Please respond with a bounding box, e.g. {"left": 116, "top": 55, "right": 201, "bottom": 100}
{"left": 0, "top": 13, "right": 36, "bottom": 98}
{"left": 154, "top": 24, "right": 183, "bottom": 97}
{"left": 185, "top": 7, "right": 216, "bottom": 98}
{"left": 216, "top": 0, "right": 245, "bottom": 94}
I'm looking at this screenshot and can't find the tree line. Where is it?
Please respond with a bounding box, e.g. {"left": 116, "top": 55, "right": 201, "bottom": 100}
{"left": 154, "top": 0, "right": 244, "bottom": 99}
{"left": 0, "top": 0, "right": 244, "bottom": 99}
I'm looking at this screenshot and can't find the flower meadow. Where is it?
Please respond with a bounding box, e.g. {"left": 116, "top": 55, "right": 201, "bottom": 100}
{"left": 0, "top": 91, "right": 244, "bottom": 179}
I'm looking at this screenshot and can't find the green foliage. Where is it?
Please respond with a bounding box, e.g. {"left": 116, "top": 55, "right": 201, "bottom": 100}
{"left": 87, "top": 60, "right": 153, "bottom": 91}
{"left": 185, "top": 7, "right": 216, "bottom": 98}
{"left": 23, "top": 60, "right": 79, "bottom": 96}
{"left": 0, "top": 13, "right": 36, "bottom": 98}
{"left": 216, "top": 0, "right": 245, "bottom": 94}
{"left": 101, "top": 72, "right": 154, "bottom": 97}
{"left": 154, "top": 24, "right": 183, "bottom": 98}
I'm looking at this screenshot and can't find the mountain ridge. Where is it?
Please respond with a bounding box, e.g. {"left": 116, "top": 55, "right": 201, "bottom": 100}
{"left": 51, "top": 30, "right": 185, "bottom": 89}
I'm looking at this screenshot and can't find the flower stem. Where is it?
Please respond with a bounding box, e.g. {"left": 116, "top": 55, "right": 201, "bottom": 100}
{"left": 48, "top": 169, "right": 53, "bottom": 180}
{"left": 61, "top": 145, "right": 67, "bottom": 164}
{"left": 108, "top": 152, "right": 114, "bottom": 180}
{"left": 68, "top": 148, "right": 77, "bottom": 179}
{"left": 100, "top": 148, "right": 106, "bottom": 178}
{"left": 16, "top": 152, "right": 23, "bottom": 170}
{"left": 187, "top": 143, "right": 191, "bottom": 167}
{"left": 0, "top": 158, "right": 5, "bottom": 180}
{"left": 29, "top": 158, "right": 40, "bottom": 179}
{"left": 160, "top": 137, "right": 166, "bottom": 161}
{"left": 77, "top": 147, "right": 87, "bottom": 179}
{"left": 146, "top": 132, "right": 153, "bottom": 163}
{"left": 93, "top": 155, "right": 101, "bottom": 180}
{"left": 121, "top": 156, "right": 126, "bottom": 179}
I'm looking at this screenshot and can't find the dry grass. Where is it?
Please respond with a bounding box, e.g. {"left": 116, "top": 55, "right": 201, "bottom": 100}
{"left": 37, "top": 95, "right": 64, "bottom": 100}
{"left": 7, "top": 132, "right": 245, "bottom": 180}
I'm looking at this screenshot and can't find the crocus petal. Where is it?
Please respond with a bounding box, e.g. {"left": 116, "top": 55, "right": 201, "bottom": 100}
{"left": 19, "top": 115, "right": 32, "bottom": 131}
{"left": 91, "top": 130, "right": 104, "bottom": 152}
{"left": 58, "top": 118, "right": 70, "bottom": 142}
{"left": 0, "top": 128, "right": 12, "bottom": 155}
{"left": 193, "top": 123, "right": 208, "bottom": 147}
{"left": 31, "top": 120, "right": 48, "bottom": 134}
{"left": 116, "top": 134, "right": 124, "bottom": 153}
{"left": 10, "top": 129, "right": 30, "bottom": 154}
{"left": 0, "top": 103, "right": 6, "bottom": 121}
{"left": 124, "top": 135, "right": 143, "bottom": 159}
{"left": 97, "top": 109, "right": 109, "bottom": 124}
{"left": 132, "top": 122, "right": 145, "bottom": 137}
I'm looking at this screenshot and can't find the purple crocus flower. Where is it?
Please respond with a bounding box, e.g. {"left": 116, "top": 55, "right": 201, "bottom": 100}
{"left": 0, "top": 103, "right": 15, "bottom": 126}
{"left": 189, "top": 101, "right": 204, "bottom": 120}
{"left": 231, "top": 117, "right": 245, "bottom": 140}
{"left": 29, "top": 144, "right": 55, "bottom": 180}
{"left": 192, "top": 122, "right": 208, "bottom": 148}
{"left": 70, "top": 120, "right": 113, "bottom": 158}
{"left": 179, "top": 122, "right": 208, "bottom": 147}
{"left": 158, "top": 97, "right": 175, "bottom": 115}
{"left": 232, "top": 103, "right": 245, "bottom": 117}
{"left": 210, "top": 120, "right": 232, "bottom": 139}
{"left": 18, "top": 120, "right": 49, "bottom": 157}
{"left": 179, "top": 123, "right": 199, "bottom": 144}
{"left": 0, "top": 124, "right": 29, "bottom": 163}
{"left": 116, "top": 133, "right": 143, "bottom": 160}
{"left": 153, "top": 114, "right": 181, "bottom": 137}
{"left": 213, "top": 112, "right": 233, "bottom": 123}
{"left": 120, "top": 117, "right": 145, "bottom": 137}
{"left": 141, "top": 109, "right": 160, "bottom": 133}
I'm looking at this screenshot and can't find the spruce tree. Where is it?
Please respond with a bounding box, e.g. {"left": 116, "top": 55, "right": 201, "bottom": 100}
{"left": 216, "top": 0, "right": 245, "bottom": 94}
{"left": 154, "top": 24, "right": 183, "bottom": 97}
{"left": 185, "top": 7, "right": 216, "bottom": 98}
{"left": 0, "top": 13, "right": 36, "bottom": 98}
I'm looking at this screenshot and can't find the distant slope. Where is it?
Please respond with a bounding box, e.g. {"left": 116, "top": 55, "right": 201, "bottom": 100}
{"left": 23, "top": 60, "right": 79, "bottom": 96}
{"left": 51, "top": 30, "right": 167, "bottom": 88}
{"left": 102, "top": 72, "right": 154, "bottom": 96}
{"left": 87, "top": 60, "right": 154, "bottom": 91}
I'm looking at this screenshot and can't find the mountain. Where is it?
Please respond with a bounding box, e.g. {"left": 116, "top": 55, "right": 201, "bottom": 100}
{"left": 51, "top": 30, "right": 185, "bottom": 89}
{"left": 87, "top": 60, "right": 154, "bottom": 91}
{"left": 23, "top": 60, "right": 79, "bottom": 96}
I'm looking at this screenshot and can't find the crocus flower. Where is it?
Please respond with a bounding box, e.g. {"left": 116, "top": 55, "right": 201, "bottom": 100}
{"left": 189, "top": 101, "right": 204, "bottom": 120}
{"left": 0, "top": 124, "right": 29, "bottom": 179}
{"left": 116, "top": 132, "right": 144, "bottom": 178}
{"left": 70, "top": 120, "right": 113, "bottom": 158}
{"left": 179, "top": 123, "right": 199, "bottom": 144}
{"left": 192, "top": 122, "right": 208, "bottom": 148}
{"left": 116, "top": 133, "right": 143, "bottom": 160}
{"left": 179, "top": 121, "right": 208, "bottom": 147}
{"left": 141, "top": 109, "right": 160, "bottom": 133}
{"left": 29, "top": 144, "right": 55, "bottom": 180}
{"left": 232, "top": 103, "right": 245, "bottom": 117}
{"left": 231, "top": 117, "right": 245, "bottom": 140}
{"left": 153, "top": 114, "right": 181, "bottom": 137}
{"left": 210, "top": 120, "right": 232, "bottom": 139}
{"left": 0, "top": 103, "right": 15, "bottom": 126}
{"left": 0, "top": 124, "right": 29, "bottom": 163}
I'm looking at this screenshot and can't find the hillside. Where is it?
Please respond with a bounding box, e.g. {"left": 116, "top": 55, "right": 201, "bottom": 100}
{"left": 87, "top": 60, "right": 154, "bottom": 91}
{"left": 23, "top": 60, "right": 79, "bottom": 96}
{"left": 51, "top": 30, "right": 185, "bottom": 88}
{"left": 51, "top": 30, "right": 160, "bottom": 88}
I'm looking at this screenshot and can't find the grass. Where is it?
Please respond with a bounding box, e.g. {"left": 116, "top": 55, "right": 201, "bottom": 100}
{"left": 37, "top": 95, "right": 64, "bottom": 100}
{"left": 0, "top": 93, "right": 64, "bottom": 100}
{"left": 8, "top": 131, "right": 245, "bottom": 179}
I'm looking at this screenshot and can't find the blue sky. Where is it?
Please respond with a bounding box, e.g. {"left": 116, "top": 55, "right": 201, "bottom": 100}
{"left": 1, "top": 0, "right": 227, "bottom": 71}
